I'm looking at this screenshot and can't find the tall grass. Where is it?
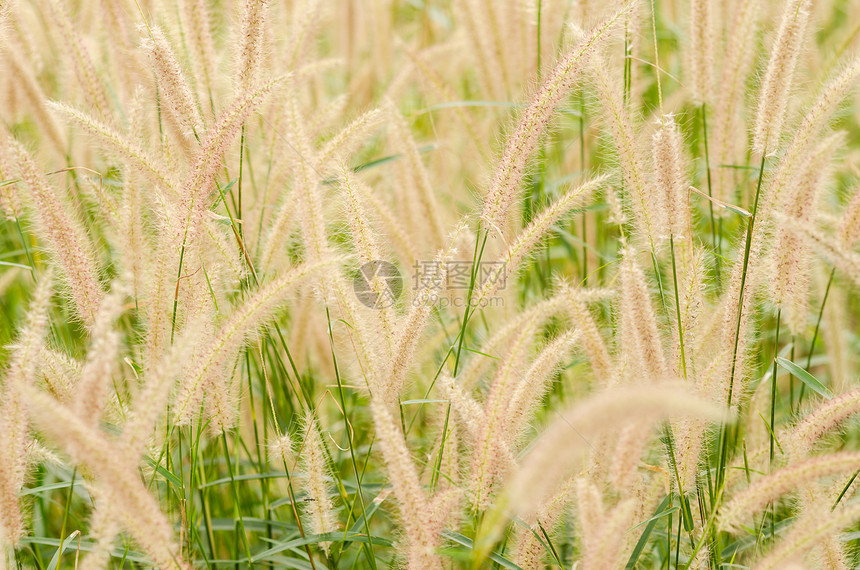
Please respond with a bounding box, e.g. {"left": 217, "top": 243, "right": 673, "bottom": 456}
{"left": 1, "top": 0, "right": 860, "bottom": 568}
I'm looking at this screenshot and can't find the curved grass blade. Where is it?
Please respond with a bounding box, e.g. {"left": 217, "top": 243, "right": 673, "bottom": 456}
{"left": 776, "top": 357, "right": 833, "bottom": 399}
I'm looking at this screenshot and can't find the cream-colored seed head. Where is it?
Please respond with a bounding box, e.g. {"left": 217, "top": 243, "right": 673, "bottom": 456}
{"left": 687, "top": 0, "right": 716, "bottom": 105}
{"left": 752, "top": 0, "right": 812, "bottom": 155}
{"left": 651, "top": 116, "right": 689, "bottom": 241}
{"left": 719, "top": 451, "right": 860, "bottom": 532}
{"left": 480, "top": 2, "right": 633, "bottom": 234}
{"left": 3, "top": 132, "right": 104, "bottom": 326}
{"left": 0, "top": 274, "right": 52, "bottom": 548}
{"left": 143, "top": 27, "right": 205, "bottom": 142}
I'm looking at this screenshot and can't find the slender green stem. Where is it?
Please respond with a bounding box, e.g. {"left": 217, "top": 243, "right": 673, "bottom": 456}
{"left": 717, "top": 153, "right": 766, "bottom": 493}
{"left": 799, "top": 266, "right": 835, "bottom": 408}
{"left": 170, "top": 243, "right": 187, "bottom": 344}
{"left": 429, "top": 403, "right": 452, "bottom": 494}
{"left": 221, "top": 432, "right": 252, "bottom": 566}
{"left": 700, "top": 103, "right": 720, "bottom": 289}
{"left": 453, "top": 228, "right": 489, "bottom": 375}
{"left": 580, "top": 93, "right": 588, "bottom": 284}
{"left": 728, "top": 152, "right": 767, "bottom": 403}
{"left": 57, "top": 468, "right": 76, "bottom": 569}
{"left": 770, "top": 308, "right": 781, "bottom": 463}
{"left": 237, "top": 125, "right": 245, "bottom": 240}
{"left": 670, "top": 235, "right": 687, "bottom": 380}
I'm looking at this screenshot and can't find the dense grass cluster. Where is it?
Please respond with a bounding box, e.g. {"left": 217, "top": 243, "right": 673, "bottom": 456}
{"left": 2, "top": 0, "right": 860, "bottom": 568}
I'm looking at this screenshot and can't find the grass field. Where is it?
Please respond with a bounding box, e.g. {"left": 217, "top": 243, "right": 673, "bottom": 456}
{"left": 2, "top": 0, "right": 860, "bottom": 568}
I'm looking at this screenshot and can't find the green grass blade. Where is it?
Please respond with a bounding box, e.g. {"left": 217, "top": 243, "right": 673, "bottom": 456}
{"left": 626, "top": 494, "right": 672, "bottom": 568}
{"left": 46, "top": 530, "right": 79, "bottom": 570}
{"left": 776, "top": 357, "right": 833, "bottom": 399}
{"left": 441, "top": 530, "right": 523, "bottom": 570}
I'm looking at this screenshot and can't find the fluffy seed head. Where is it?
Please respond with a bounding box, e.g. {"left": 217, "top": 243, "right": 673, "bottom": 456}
{"left": 687, "top": 0, "right": 716, "bottom": 104}
{"left": 142, "top": 27, "right": 205, "bottom": 141}
{"left": 3, "top": 131, "right": 104, "bottom": 326}
{"left": 651, "top": 116, "right": 689, "bottom": 240}
{"left": 480, "top": 2, "right": 633, "bottom": 233}
{"left": 752, "top": 0, "right": 812, "bottom": 154}
{"left": 719, "top": 451, "right": 860, "bottom": 532}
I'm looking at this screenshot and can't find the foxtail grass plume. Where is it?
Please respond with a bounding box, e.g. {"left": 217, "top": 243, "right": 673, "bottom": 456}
{"left": 47, "top": 101, "right": 178, "bottom": 193}
{"left": 758, "top": 57, "right": 860, "bottom": 222}
{"left": 173, "top": 258, "right": 336, "bottom": 428}
{"left": 72, "top": 285, "right": 125, "bottom": 427}
{"left": 0, "top": 141, "right": 21, "bottom": 221}
{"left": 458, "top": 291, "right": 570, "bottom": 390}
{"left": 2, "top": 131, "right": 104, "bottom": 326}
{"left": 781, "top": 216, "right": 860, "bottom": 289}
{"left": 787, "top": 388, "right": 860, "bottom": 457}
{"left": 21, "top": 386, "right": 190, "bottom": 569}
{"left": 317, "top": 107, "right": 384, "bottom": 170}
{"left": 479, "top": 2, "right": 633, "bottom": 234}
{"left": 770, "top": 133, "right": 842, "bottom": 335}
{"left": 0, "top": 274, "right": 52, "bottom": 550}
{"left": 752, "top": 0, "right": 812, "bottom": 155}
{"left": 504, "top": 331, "right": 580, "bottom": 445}
{"left": 370, "top": 399, "right": 454, "bottom": 569}
{"left": 386, "top": 102, "right": 445, "bottom": 250}
{"left": 42, "top": 0, "right": 111, "bottom": 120}
{"left": 505, "top": 384, "right": 722, "bottom": 520}
{"left": 268, "top": 433, "right": 295, "bottom": 467}
{"left": 619, "top": 248, "right": 667, "bottom": 381}
{"left": 755, "top": 499, "right": 860, "bottom": 570}
{"left": 511, "top": 483, "right": 572, "bottom": 569}
{"left": 687, "top": 0, "right": 716, "bottom": 104}
{"left": 469, "top": 314, "right": 547, "bottom": 509}
{"left": 839, "top": 184, "right": 860, "bottom": 247}
{"left": 590, "top": 60, "right": 657, "bottom": 245}
{"left": 175, "top": 74, "right": 284, "bottom": 246}
{"left": 580, "top": 498, "right": 638, "bottom": 569}
{"left": 562, "top": 283, "right": 614, "bottom": 382}
{"left": 1, "top": 41, "right": 66, "bottom": 155}
{"left": 719, "top": 451, "right": 860, "bottom": 532}
{"left": 651, "top": 115, "right": 689, "bottom": 241}
{"left": 712, "top": 0, "right": 761, "bottom": 202}
{"left": 474, "top": 174, "right": 606, "bottom": 306}
{"left": 179, "top": 0, "right": 216, "bottom": 101}
{"left": 234, "top": 0, "right": 270, "bottom": 92}
{"left": 142, "top": 27, "right": 205, "bottom": 142}
{"left": 385, "top": 227, "right": 462, "bottom": 405}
